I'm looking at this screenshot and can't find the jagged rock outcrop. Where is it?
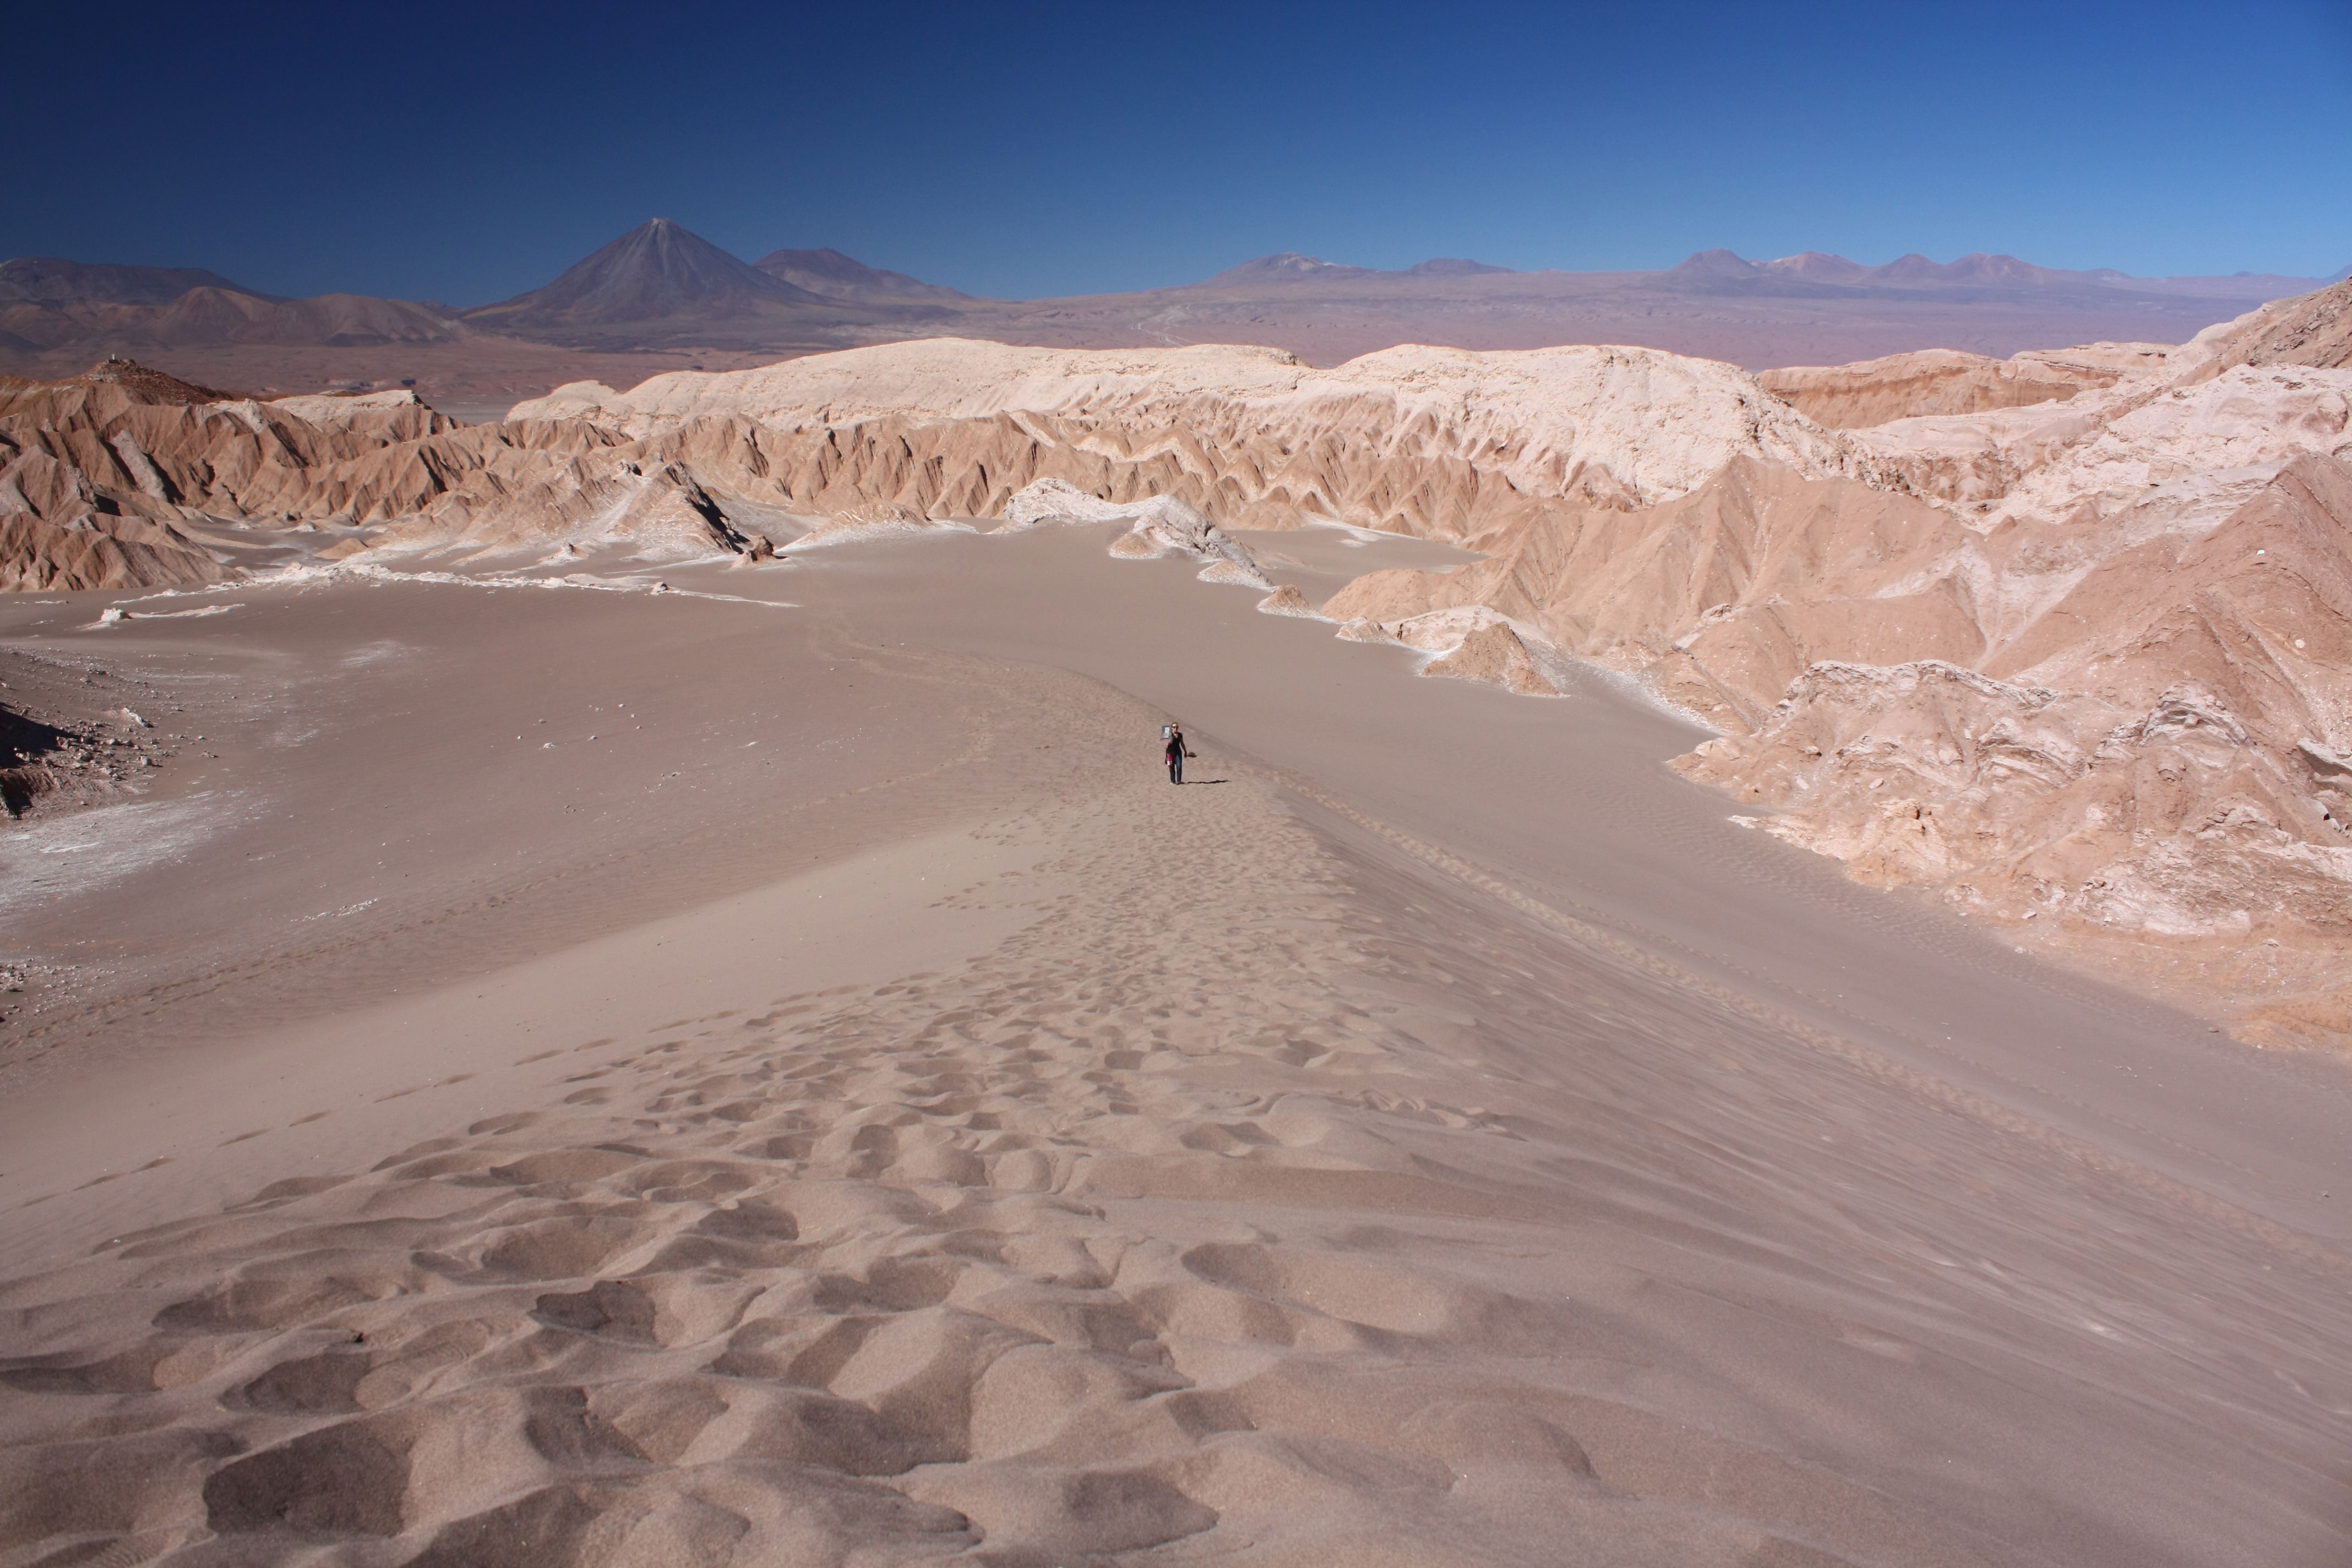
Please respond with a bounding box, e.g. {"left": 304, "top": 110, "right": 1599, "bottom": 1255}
{"left": 1319, "top": 456, "right": 1977, "bottom": 723}
{"left": 2179, "top": 277, "right": 2352, "bottom": 380}
{"left": 0, "top": 511, "right": 225, "bottom": 593}
{"left": 1, "top": 366, "right": 238, "bottom": 589}
{"left": 1855, "top": 361, "right": 2352, "bottom": 530}
{"left": 266, "top": 388, "right": 461, "bottom": 438}
{"left": 0, "top": 362, "right": 761, "bottom": 587}
{"left": 1656, "top": 447, "right": 2352, "bottom": 1038}
{"left": 1000, "top": 477, "right": 1267, "bottom": 585}
{"left": 1414, "top": 614, "right": 1559, "bottom": 695}
{"left": 1325, "top": 606, "right": 1564, "bottom": 696}
{"left": 1675, "top": 655, "right": 2352, "bottom": 1035}
{"left": 1256, "top": 584, "right": 1319, "bottom": 617}
{"left": 514, "top": 338, "right": 1887, "bottom": 534}
{"left": 1757, "top": 345, "right": 2163, "bottom": 428}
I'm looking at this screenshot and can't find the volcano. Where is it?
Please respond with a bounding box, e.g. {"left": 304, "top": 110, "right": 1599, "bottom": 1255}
{"left": 463, "top": 218, "right": 845, "bottom": 347}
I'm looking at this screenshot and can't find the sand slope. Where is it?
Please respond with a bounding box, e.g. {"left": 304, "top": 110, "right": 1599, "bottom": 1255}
{"left": 1, "top": 539, "right": 2349, "bottom": 1565}
{"left": 6, "top": 732, "right": 2343, "bottom": 1567}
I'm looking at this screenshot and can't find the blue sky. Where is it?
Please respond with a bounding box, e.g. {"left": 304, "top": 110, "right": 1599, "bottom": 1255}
{"left": 7, "top": 0, "right": 2347, "bottom": 303}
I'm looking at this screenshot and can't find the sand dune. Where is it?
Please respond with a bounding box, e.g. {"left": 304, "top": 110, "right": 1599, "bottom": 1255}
{"left": 2, "top": 549, "right": 2347, "bottom": 1565}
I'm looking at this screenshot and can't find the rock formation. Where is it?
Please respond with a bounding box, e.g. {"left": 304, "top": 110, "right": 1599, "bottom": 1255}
{"left": 516, "top": 337, "right": 1881, "bottom": 527}
{"left": 1001, "top": 478, "right": 1267, "bottom": 585}
{"left": 1308, "top": 291, "right": 2352, "bottom": 1036}
{"left": 1335, "top": 607, "right": 1561, "bottom": 696}
{"left": 10, "top": 275, "right": 2352, "bottom": 1035}
{"left": 2177, "top": 277, "right": 2352, "bottom": 380}
{"left": 1757, "top": 344, "right": 2171, "bottom": 428}
{"left": 0, "top": 361, "right": 758, "bottom": 587}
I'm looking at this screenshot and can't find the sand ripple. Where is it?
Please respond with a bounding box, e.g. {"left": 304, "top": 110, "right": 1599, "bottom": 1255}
{"left": 2, "top": 755, "right": 2344, "bottom": 1565}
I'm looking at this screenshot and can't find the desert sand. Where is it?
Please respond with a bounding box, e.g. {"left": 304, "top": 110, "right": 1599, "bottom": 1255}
{"left": 4, "top": 275, "right": 2352, "bottom": 1564}
{"left": 1, "top": 516, "right": 2349, "bottom": 1566}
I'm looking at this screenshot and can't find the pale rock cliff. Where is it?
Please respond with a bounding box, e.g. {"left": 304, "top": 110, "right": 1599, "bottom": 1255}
{"left": 514, "top": 339, "right": 1884, "bottom": 532}
{"left": 2176, "top": 278, "right": 2352, "bottom": 380}
{"left": 267, "top": 388, "right": 461, "bottom": 439}
{"left": 1001, "top": 477, "right": 1268, "bottom": 586}
{"left": 1757, "top": 344, "right": 2163, "bottom": 428}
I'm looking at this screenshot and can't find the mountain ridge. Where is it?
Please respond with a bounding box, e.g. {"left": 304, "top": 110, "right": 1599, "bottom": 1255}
{"left": 460, "top": 218, "right": 840, "bottom": 346}
{"left": 0, "top": 257, "right": 280, "bottom": 307}
{"left": 0, "top": 220, "right": 2337, "bottom": 394}
{"left": 754, "top": 247, "right": 971, "bottom": 303}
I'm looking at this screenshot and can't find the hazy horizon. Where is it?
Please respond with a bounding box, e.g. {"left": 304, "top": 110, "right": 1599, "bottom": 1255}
{"left": 16, "top": 222, "right": 2339, "bottom": 316}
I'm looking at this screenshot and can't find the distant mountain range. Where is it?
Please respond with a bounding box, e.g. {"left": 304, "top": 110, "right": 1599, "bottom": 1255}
{"left": 2, "top": 220, "right": 2342, "bottom": 399}
{"left": 0, "top": 257, "right": 275, "bottom": 307}
{"left": 1659, "top": 247, "right": 2333, "bottom": 301}
{"left": 1180, "top": 244, "right": 2332, "bottom": 301}
{"left": 452, "top": 219, "right": 979, "bottom": 349}
{"left": 754, "top": 246, "right": 974, "bottom": 304}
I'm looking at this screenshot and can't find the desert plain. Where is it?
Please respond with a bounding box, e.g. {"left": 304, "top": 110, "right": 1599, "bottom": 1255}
{"left": 1, "top": 267, "right": 2350, "bottom": 1567}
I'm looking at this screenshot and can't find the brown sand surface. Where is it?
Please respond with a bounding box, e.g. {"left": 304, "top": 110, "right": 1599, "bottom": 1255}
{"left": 0, "top": 580, "right": 1093, "bottom": 1257}
{"left": 827, "top": 531, "right": 2352, "bottom": 1242}
{"left": 1, "top": 537, "right": 2348, "bottom": 1566}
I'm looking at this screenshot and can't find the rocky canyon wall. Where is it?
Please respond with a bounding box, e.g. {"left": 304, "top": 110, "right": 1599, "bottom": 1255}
{"left": 9, "top": 280, "right": 2352, "bottom": 1039}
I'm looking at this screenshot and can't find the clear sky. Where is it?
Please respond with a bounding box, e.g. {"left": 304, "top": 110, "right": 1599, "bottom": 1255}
{"left": 8, "top": 0, "right": 2348, "bottom": 304}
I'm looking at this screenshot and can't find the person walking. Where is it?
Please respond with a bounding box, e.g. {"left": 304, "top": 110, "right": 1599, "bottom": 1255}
{"left": 1163, "top": 723, "right": 1193, "bottom": 785}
